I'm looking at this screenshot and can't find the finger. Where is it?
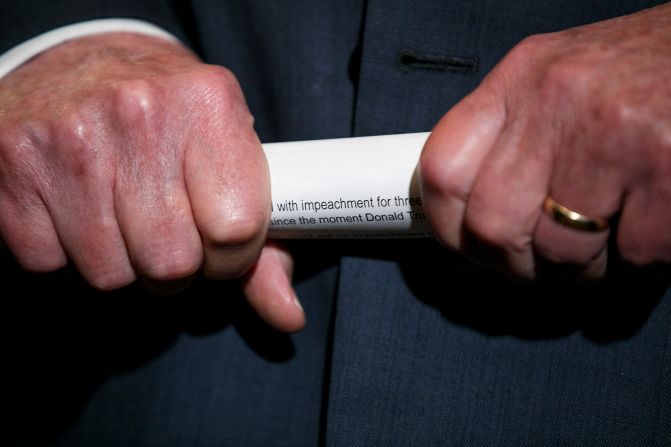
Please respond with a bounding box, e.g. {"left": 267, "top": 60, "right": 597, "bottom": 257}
{"left": 48, "top": 188, "right": 137, "bottom": 290}
{"left": 184, "top": 69, "right": 270, "bottom": 279}
{"left": 616, "top": 187, "right": 671, "bottom": 266}
{"left": 534, "top": 216, "right": 610, "bottom": 279}
{"left": 107, "top": 80, "right": 203, "bottom": 283}
{"left": 535, "top": 216, "right": 609, "bottom": 279}
{"left": 0, "top": 131, "right": 65, "bottom": 270}
{"left": 463, "top": 113, "right": 554, "bottom": 279}
{"left": 44, "top": 112, "right": 136, "bottom": 290}
{"left": 471, "top": 138, "right": 614, "bottom": 281}
{"left": 419, "top": 83, "right": 506, "bottom": 251}
{"left": 242, "top": 241, "right": 305, "bottom": 333}
{"left": 0, "top": 191, "right": 67, "bottom": 271}
{"left": 533, "top": 130, "right": 619, "bottom": 278}
{"left": 113, "top": 147, "right": 203, "bottom": 283}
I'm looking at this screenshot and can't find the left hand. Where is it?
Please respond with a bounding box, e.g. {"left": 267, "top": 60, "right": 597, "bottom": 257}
{"left": 419, "top": 3, "right": 671, "bottom": 280}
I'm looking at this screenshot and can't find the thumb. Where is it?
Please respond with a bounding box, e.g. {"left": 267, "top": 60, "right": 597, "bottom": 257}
{"left": 242, "top": 241, "right": 305, "bottom": 333}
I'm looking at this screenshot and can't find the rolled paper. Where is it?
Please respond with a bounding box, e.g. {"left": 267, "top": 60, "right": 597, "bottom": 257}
{"left": 264, "top": 132, "right": 432, "bottom": 239}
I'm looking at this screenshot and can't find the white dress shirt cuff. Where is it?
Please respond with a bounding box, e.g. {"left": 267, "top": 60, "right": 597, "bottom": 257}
{"left": 0, "top": 18, "right": 180, "bottom": 79}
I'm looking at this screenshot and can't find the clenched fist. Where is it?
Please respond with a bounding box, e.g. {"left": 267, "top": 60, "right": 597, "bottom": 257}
{"left": 420, "top": 4, "right": 671, "bottom": 280}
{"left": 0, "top": 33, "right": 304, "bottom": 331}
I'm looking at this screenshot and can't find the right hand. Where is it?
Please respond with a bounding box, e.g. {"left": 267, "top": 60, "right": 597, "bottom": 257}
{"left": 0, "top": 33, "right": 304, "bottom": 332}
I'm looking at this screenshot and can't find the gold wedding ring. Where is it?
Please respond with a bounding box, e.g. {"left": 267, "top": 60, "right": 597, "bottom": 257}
{"left": 543, "top": 196, "right": 609, "bottom": 232}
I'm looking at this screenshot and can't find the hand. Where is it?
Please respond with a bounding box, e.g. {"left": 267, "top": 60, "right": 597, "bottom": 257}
{"left": 420, "top": 4, "right": 671, "bottom": 280}
{"left": 0, "top": 33, "right": 304, "bottom": 332}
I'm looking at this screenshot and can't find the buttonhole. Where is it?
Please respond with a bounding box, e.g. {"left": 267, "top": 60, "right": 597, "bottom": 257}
{"left": 399, "top": 49, "right": 479, "bottom": 74}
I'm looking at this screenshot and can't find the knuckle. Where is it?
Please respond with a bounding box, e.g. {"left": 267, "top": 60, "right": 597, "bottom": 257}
{"left": 418, "top": 148, "right": 445, "bottom": 191}
{"left": 195, "top": 65, "right": 240, "bottom": 92}
{"left": 428, "top": 223, "right": 461, "bottom": 252}
{"left": 80, "top": 244, "right": 137, "bottom": 290}
{"left": 536, "top": 239, "right": 596, "bottom": 265}
{"left": 131, "top": 219, "right": 203, "bottom": 281}
{"left": 17, "top": 252, "right": 67, "bottom": 273}
{"left": 185, "top": 65, "right": 248, "bottom": 115}
{"left": 0, "top": 126, "right": 41, "bottom": 180}
{"left": 600, "top": 101, "right": 671, "bottom": 176}
{"left": 654, "top": 131, "right": 671, "bottom": 175}
{"left": 53, "top": 114, "right": 99, "bottom": 162}
{"left": 89, "top": 269, "right": 136, "bottom": 291}
{"left": 74, "top": 228, "right": 139, "bottom": 290}
{"left": 1, "top": 215, "right": 67, "bottom": 272}
{"left": 618, "top": 236, "right": 663, "bottom": 267}
{"left": 599, "top": 96, "right": 642, "bottom": 130}
{"left": 466, "top": 213, "right": 529, "bottom": 254}
{"left": 110, "top": 79, "right": 161, "bottom": 125}
{"left": 619, "top": 247, "right": 652, "bottom": 267}
{"left": 52, "top": 114, "right": 105, "bottom": 180}
{"left": 419, "top": 150, "right": 469, "bottom": 202}
{"left": 143, "top": 247, "right": 201, "bottom": 281}
{"left": 513, "top": 34, "right": 551, "bottom": 56}
{"left": 54, "top": 110, "right": 90, "bottom": 142}
{"left": 203, "top": 207, "right": 267, "bottom": 247}
{"left": 538, "top": 59, "right": 592, "bottom": 103}
{"left": 599, "top": 100, "right": 671, "bottom": 166}
{"left": 538, "top": 246, "right": 573, "bottom": 265}
{"left": 504, "top": 33, "right": 553, "bottom": 68}
{"left": 656, "top": 129, "right": 671, "bottom": 156}
{"left": 0, "top": 124, "right": 26, "bottom": 152}
{"left": 10, "top": 238, "right": 67, "bottom": 272}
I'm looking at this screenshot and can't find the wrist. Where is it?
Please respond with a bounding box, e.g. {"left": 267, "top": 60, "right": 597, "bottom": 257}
{"left": 0, "top": 19, "right": 182, "bottom": 79}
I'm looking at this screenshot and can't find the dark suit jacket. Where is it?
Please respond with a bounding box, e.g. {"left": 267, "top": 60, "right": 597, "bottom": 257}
{"left": 2, "top": 1, "right": 670, "bottom": 445}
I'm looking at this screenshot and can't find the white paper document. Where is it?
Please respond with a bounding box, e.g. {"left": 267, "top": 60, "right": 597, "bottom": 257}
{"left": 264, "top": 132, "right": 433, "bottom": 239}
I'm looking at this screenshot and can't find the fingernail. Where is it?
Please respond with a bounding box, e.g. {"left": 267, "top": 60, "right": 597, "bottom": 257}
{"left": 290, "top": 289, "right": 303, "bottom": 312}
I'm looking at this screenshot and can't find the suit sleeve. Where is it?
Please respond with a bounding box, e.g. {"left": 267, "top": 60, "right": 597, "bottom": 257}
{"left": 0, "top": 0, "right": 196, "bottom": 54}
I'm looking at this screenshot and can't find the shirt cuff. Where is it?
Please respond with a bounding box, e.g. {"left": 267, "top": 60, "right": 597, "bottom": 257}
{"left": 0, "top": 18, "right": 180, "bottom": 79}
